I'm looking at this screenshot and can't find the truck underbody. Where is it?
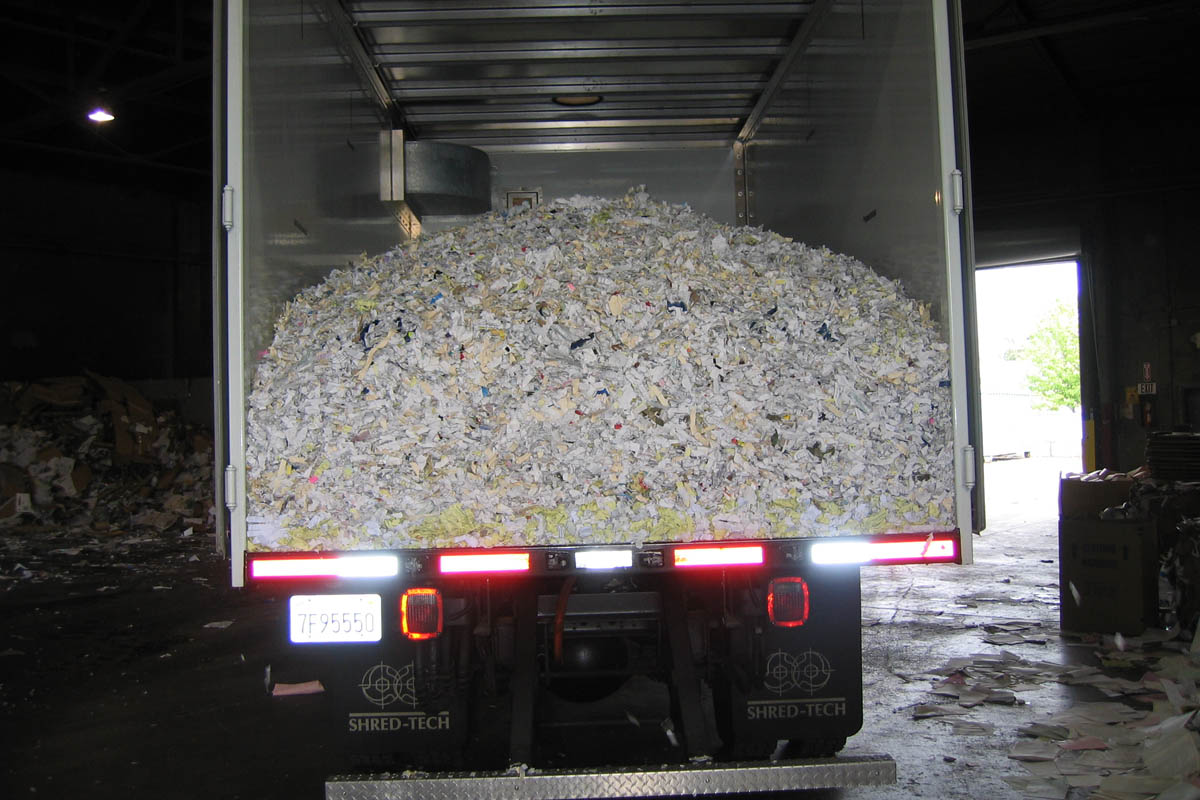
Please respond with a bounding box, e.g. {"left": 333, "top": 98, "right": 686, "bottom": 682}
{"left": 253, "top": 535, "right": 957, "bottom": 786}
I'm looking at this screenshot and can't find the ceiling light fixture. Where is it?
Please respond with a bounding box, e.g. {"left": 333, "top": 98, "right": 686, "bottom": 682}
{"left": 87, "top": 106, "right": 115, "bottom": 123}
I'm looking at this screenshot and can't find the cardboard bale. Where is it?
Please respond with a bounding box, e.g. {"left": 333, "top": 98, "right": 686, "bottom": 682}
{"left": 87, "top": 372, "right": 158, "bottom": 464}
{"left": 1059, "top": 519, "right": 1157, "bottom": 634}
{"left": 1059, "top": 476, "right": 1135, "bottom": 520}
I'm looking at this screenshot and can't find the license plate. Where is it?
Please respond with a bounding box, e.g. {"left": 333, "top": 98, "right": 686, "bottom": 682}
{"left": 289, "top": 594, "right": 382, "bottom": 644}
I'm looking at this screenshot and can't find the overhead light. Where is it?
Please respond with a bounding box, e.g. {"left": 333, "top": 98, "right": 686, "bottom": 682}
{"left": 553, "top": 95, "right": 602, "bottom": 107}
{"left": 87, "top": 105, "right": 115, "bottom": 123}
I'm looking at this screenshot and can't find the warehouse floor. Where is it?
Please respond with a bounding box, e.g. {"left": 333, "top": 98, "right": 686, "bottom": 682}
{"left": 2, "top": 455, "right": 1166, "bottom": 800}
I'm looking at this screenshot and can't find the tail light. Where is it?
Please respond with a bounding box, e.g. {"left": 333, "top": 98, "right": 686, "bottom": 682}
{"left": 673, "top": 545, "right": 764, "bottom": 568}
{"left": 768, "top": 577, "right": 810, "bottom": 627}
{"left": 439, "top": 552, "right": 530, "bottom": 574}
{"left": 400, "top": 588, "right": 443, "bottom": 640}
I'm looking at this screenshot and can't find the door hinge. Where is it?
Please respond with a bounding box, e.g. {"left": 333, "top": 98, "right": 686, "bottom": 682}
{"left": 224, "top": 465, "right": 238, "bottom": 511}
{"left": 950, "top": 169, "right": 964, "bottom": 216}
{"left": 222, "top": 184, "right": 235, "bottom": 232}
{"left": 962, "top": 444, "right": 976, "bottom": 490}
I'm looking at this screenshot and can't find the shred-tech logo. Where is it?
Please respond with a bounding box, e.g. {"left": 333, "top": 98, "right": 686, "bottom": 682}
{"left": 764, "top": 648, "right": 834, "bottom": 695}
{"left": 349, "top": 662, "right": 451, "bottom": 733}
{"left": 358, "top": 662, "right": 417, "bottom": 708}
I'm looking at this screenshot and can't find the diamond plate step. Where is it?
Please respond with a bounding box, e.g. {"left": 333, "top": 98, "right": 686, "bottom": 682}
{"left": 326, "top": 754, "right": 896, "bottom": 799}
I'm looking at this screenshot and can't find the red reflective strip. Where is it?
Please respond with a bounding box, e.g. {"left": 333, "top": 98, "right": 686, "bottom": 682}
{"left": 438, "top": 552, "right": 531, "bottom": 574}
{"left": 248, "top": 554, "right": 399, "bottom": 579}
{"left": 251, "top": 558, "right": 340, "bottom": 579}
{"left": 673, "top": 545, "right": 764, "bottom": 568}
{"left": 866, "top": 538, "right": 957, "bottom": 564}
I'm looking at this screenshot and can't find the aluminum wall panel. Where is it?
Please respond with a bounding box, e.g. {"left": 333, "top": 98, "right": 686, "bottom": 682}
{"left": 744, "top": 0, "right": 975, "bottom": 552}
{"left": 240, "top": 1, "right": 404, "bottom": 374}
{"left": 749, "top": 0, "right": 949, "bottom": 324}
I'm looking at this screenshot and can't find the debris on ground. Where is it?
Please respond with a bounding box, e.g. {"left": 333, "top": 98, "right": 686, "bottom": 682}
{"left": 0, "top": 375, "right": 215, "bottom": 585}
{"left": 912, "top": 626, "right": 1200, "bottom": 800}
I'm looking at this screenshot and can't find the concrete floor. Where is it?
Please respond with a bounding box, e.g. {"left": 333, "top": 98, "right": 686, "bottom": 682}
{"left": 848, "top": 455, "right": 1085, "bottom": 799}
{"left": 2, "top": 456, "right": 1105, "bottom": 799}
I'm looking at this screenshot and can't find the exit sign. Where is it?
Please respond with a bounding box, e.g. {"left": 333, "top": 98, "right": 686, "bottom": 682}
{"left": 1138, "top": 382, "right": 1157, "bottom": 395}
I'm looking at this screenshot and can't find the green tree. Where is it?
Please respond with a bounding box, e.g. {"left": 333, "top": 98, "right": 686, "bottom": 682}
{"left": 1005, "top": 300, "right": 1081, "bottom": 411}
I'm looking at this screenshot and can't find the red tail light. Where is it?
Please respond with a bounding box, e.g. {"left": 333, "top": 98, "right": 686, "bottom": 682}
{"left": 768, "top": 577, "right": 810, "bottom": 627}
{"left": 673, "top": 545, "right": 764, "bottom": 568}
{"left": 401, "top": 588, "right": 443, "bottom": 640}
{"left": 438, "top": 552, "right": 530, "bottom": 574}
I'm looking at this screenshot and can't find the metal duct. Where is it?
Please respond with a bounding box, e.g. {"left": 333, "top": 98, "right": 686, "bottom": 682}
{"left": 405, "top": 141, "right": 492, "bottom": 217}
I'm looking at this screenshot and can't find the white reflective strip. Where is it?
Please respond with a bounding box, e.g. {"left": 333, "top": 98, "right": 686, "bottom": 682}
{"left": 251, "top": 554, "right": 399, "bottom": 579}
{"left": 811, "top": 539, "right": 956, "bottom": 565}
{"left": 575, "top": 549, "right": 633, "bottom": 570}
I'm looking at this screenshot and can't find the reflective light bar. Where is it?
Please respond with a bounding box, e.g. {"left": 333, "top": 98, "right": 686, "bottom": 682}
{"left": 673, "top": 545, "right": 764, "bottom": 568}
{"left": 439, "top": 552, "right": 531, "bottom": 574}
{"left": 575, "top": 549, "right": 633, "bottom": 570}
{"left": 250, "top": 554, "right": 399, "bottom": 580}
{"left": 810, "top": 536, "right": 957, "bottom": 566}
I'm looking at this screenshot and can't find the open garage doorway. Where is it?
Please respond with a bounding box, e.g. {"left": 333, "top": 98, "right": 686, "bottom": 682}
{"left": 976, "top": 260, "right": 1082, "bottom": 528}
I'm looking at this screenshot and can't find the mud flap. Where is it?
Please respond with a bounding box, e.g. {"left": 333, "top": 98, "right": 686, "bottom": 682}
{"left": 328, "top": 642, "right": 470, "bottom": 763}
{"left": 716, "top": 566, "right": 863, "bottom": 755}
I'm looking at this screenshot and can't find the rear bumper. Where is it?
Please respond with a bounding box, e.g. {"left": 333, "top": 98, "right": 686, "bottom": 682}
{"left": 326, "top": 754, "right": 897, "bottom": 799}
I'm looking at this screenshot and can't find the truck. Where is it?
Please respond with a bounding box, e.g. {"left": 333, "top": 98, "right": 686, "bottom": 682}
{"left": 213, "top": 0, "right": 982, "bottom": 796}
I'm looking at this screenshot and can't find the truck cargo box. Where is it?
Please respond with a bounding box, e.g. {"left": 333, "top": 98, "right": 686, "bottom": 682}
{"left": 216, "top": 0, "right": 980, "bottom": 583}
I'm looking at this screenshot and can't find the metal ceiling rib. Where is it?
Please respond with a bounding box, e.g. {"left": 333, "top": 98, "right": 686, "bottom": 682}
{"left": 342, "top": 0, "right": 829, "bottom": 150}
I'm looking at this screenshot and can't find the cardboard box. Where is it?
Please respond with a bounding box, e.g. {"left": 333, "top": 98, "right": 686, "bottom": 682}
{"left": 1059, "top": 476, "right": 1134, "bottom": 520}
{"left": 1059, "top": 520, "right": 1157, "bottom": 634}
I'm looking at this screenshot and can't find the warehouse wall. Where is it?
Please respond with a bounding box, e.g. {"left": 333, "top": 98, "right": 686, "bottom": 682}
{"left": 970, "top": 98, "right": 1200, "bottom": 472}
{"left": 0, "top": 168, "right": 210, "bottom": 381}
{"left": 1091, "top": 187, "right": 1200, "bottom": 469}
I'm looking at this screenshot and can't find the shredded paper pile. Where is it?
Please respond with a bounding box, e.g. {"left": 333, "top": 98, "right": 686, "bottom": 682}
{"left": 245, "top": 190, "right": 953, "bottom": 551}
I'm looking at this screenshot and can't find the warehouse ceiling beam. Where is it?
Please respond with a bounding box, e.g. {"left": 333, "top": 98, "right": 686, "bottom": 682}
{"left": 964, "top": 0, "right": 1196, "bottom": 50}
{"left": 315, "top": 0, "right": 409, "bottom": 136}
{"left": 82, "top": 0, "right": 155, "bottom": 90}
{"left": 735, "top": 0, "right": 835, "bottom": 145}
{"left": 1010, "top": 0, "right": 1087, "bottom": 111}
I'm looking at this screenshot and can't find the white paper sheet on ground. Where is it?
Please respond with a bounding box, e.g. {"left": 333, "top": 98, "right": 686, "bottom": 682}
{"left": 912, "top": 703, "right": 972, "bottom": 719}
{"left": 1051, "top": 702, "right": 1147, "bottom": 726}
{"left": 1002, "top": 775, "right": 1068, "bottom": 799}
{"left": 1009, "top": 740, "right": 1061, "bottom": 762}
{"left": 1075, "top": 745, "right": 1143, "bottom": 770}
{"left": 1143, "top": 729, "right": 1200, "bottom": 777}
{"left": 1157, "top": 781, "right": 1200, "bottom": 800}
{"left": 1098, "top": 773, "right": 1177, "bottom": 795}
{"left": 1021, "top": 760, "right": 1065, "bottom": 779}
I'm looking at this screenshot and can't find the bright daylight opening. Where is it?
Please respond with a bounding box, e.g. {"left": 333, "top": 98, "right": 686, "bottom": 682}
{"left": 976, "top": 260, "right": 1082, "bottom": 527}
